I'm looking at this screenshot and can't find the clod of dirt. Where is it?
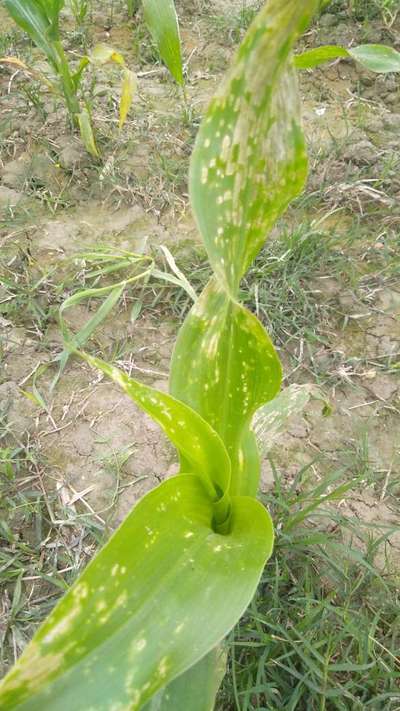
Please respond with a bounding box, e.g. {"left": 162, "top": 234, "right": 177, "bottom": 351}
{"left": 342, "top": 139, "right": 378, "bottom": 166}
{"left": 319, "top": 13, "right": 337, "bottom": 28}
{"left": 57, "top": 136, "right": 91, "bottom": 171}
{"left": 367, "top": 375, "right": 398, "bottom": 402}
{"left": 0, "top": 381, "right": 37, "bottom": 442}
{"left": 383, "top": 113, "right": 400, "bottom": 131}
{"left": 0, "top": 186, "right": 23, "bottom": 209}
{"left": 2, "top": 153, "right": 65, "bottom": 193}
{"left": 1, "top": 157, "right": 30, "bottom": 190}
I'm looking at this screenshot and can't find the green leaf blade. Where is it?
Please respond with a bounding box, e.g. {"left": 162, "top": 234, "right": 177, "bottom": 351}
{"left": 143, "top": 648, "right": 226, "bottom": 711}
{"left": 189, "top": 0, "right": 319, "bottom": 294}
{"left": 142, "top": 0, "right": 184, "bottom": 86}
{"left": 294, "top": 45, "right": 349, "bottom": 69}
{"left": 0, "top": 476, "right": 274, "bottom": 710}
{"left": 349, "top": 44, "right": 400, "bottom": 73}
{"left": 83, "top": 354, "right": 231, "bottom": 507}
{"left": 4, "top": 0, "right": 59, "bottom": 68}
{"left": 170, "top": 278, "right": 282, "bottom": 496}
{"left": 295, "top": 44, "right": 400, "bottom": 73}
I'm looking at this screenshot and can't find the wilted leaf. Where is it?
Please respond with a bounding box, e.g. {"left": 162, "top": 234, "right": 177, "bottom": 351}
{"left": 89, "top": 43, "right": 125, "bottom": 66}
{"left": 253, "top": 384, "right": 314, "bottom": 454}
{"left": 119, "top": 67, "right": 137, "bottom": 128}
{"left": 77, "top": 108, "right": 100, "bottom": 157}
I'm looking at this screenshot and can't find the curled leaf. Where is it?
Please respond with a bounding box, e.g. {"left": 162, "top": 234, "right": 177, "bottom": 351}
{"left": 119, "top": 67, "right": 137, "bottom": 128}
{"left": 78, "top": 108, "right": 100, "bottom": 158}
{"left": 89, "top": 43, "right": 125, "bottom": 67}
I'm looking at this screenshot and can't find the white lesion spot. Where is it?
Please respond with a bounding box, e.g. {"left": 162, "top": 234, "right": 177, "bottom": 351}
{"left": 116, "top": 591, "right": 128, "bottom": 608}
{"left": 158, "top": 656, "right": 169, "bottom": 679}
{"left": 0, "top": 642, "right": 67, "bottom": 695}
{"left": 73, "top": 583, "right": 89, "bottom": 601}
{"left": 96, "top": 599, "right": 107, "bottom": 613}
{"left": 213, "top": 545, "right": 222, "bottom": 553}
{"left": 184, "top": 531, "right": 194, "bottom": 539}
{"left": 111, "top": 564, "right": 120, "bottom": 577}
{"left": 135, "top": 638, "right": 147, "bottom": 652}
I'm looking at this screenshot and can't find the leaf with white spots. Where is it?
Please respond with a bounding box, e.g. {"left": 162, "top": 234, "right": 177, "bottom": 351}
{"left": 143, "top": 648, "right": 226, "bottom": 711}
{"left": 82, "top": 353, "right": 231, "bottom": 519}
{"left": 170, "top": 278, "right": 282, "bottom": 496}
{"left": 190, "top": 0, "right": 319, "bottom": 295}
{"left": 0, "top": 476, "right": 273, "bottom": 710}
{"left": 253, "top": 384, "right": 314, "bottom": 454}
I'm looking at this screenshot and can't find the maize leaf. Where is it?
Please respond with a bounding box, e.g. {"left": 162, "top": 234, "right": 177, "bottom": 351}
{"left": 0, "top": 476, "right": 273, "bottom": 710}
{"left": 77, "top": 108, "right": 99, "bottom": 157}
{"left": 188, "top": 0, "right": 317, "bottom": 295}
{"left": 171, "top": 278, "right": 282, "bottom": 496}
{"left": 142, "top": 0, "right": 184, "bottom": 86}
{"left": 119, "top": 68, "right": 137, "bottom": 128}
{"left": 295, "top": 43, "right": 400, "bottom": 72}
{"left": 4, "top": 0, "right": 60, "bottom": 69}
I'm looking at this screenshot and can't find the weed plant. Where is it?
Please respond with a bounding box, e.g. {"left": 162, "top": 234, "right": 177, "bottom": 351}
{"left": 218, "top": 462, "right": 400, "bottom": 710}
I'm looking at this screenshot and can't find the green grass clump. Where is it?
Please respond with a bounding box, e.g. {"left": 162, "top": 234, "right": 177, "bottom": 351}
{"left": 218, "top": 463, "right": 400, "bottom": 710}
{"left": 322, "top": 0, "right": 398, "bottom": 21}
{"left": 146, "top": 223, "right": 346, "bottom": 350}
{"left": 0, "top": 435, "right": 105, "bottom": 677}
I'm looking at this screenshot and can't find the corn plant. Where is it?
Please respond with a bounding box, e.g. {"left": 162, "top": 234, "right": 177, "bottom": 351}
{"left": 2, "top": 0, "right": 136, "bottom": 156}
{"left": 142, "top": 0, "right": 184, "bottom": 87}
{"left": 69, "top": 0, "right": 90, "bottom": 29}
{"left": 295, "top": 41, "right": 400, "bottom": 72}
{"left": 124, "top": 0, "right": 184, "bottom": 87}
{"left": 0, "top": 1, "right": 321, "bottom": 709}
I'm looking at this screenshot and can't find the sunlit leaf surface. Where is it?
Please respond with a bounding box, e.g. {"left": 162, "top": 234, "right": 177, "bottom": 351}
{"left": 0, "top": 477, "right": 273, "bottom": 710}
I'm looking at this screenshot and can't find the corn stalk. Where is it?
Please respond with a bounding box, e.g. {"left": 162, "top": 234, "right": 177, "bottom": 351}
{"left": 0, "top": 1, "right": 320, "bottom": 709}
{"left": 3, "top": 0, "right": 136, "bottom": 156}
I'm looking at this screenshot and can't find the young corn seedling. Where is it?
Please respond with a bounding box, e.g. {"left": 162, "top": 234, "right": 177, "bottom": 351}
{"left": 126, "top": 0, "right": 184, "bottom": 87}
{"left": 69, "top": 0, "right": 90, "bottom": 29}
{"left": 142, "top": 0, "right": 184, "bottom": 88}
{"left": 0, "top": 0, "right": 323, "bottom": 708}
{"left": 295, "top": 41, "right": 400, "bottom": 72}
{"left": 2, "top": 0, "right": 136, "bottom": 157}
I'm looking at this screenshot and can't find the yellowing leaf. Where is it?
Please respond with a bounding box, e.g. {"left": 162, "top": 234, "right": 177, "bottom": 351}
{"left": 78, "top": 108, "right": 100, "bottom": 158}
{"left": 119, "top": 68, "right": 137, "bottom": 128}
{"left": 89, "top": 43, "right": 125, "bottom": 66}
